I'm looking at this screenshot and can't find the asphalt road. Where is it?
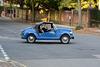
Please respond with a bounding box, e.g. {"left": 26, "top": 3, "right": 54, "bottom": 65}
{"left": 0, "top": 18, "right": 100, "bottom": 67}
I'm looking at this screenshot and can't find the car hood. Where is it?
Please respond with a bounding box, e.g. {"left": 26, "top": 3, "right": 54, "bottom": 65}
{"left": 22, "top": 27, "right": 34, "bottom": 32}
{"left": 57, "top": 27, "right": 72, "bottom": 32}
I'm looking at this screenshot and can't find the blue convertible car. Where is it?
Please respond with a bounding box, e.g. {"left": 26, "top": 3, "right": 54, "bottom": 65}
{"left": 21, "top": 22, "right": 74, "bottom": 44}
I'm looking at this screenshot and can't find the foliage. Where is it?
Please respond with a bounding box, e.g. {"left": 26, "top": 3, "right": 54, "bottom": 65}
{"left": 4, "top": 0, "right": 61, "bottom": 10}
{"left": 37, "top": 0, "right": 61, "bottom": 10}
{"left": 89, "top": 8, "right": 100, "bottom": 21}
{"left": 0, "top": 6, "right": 5, "bottom": 8}
{"left": 59, "top": 0, "right": 77, "bottom": 9}
{"left": 75, "top": 26, "right": 83, "bottom": 30}
{"left": 4, "top": 0, "right": 27, "bottom": 9}
{"left": 4, "top": 0, "right": 99, "bottom": 10}
{"left": 59, "top": 0, "right": 98, "bottom": 10}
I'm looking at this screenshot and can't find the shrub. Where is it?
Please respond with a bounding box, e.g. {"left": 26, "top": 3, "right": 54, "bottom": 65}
{"left": 75, "top": 26, "right": 83, "bottom": 30}
{"left": 90, "top": 20, "right": 100, "bottom": 27}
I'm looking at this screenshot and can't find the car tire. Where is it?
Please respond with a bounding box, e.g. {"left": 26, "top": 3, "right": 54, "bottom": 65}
{"left": 60, "top": 35, "right": 70, "bottom": 44}
{"left": 27, "top": 35, "right": 36, "bottom": 43}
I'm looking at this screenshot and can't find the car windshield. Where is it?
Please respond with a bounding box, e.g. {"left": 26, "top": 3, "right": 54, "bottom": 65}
{"left": 53, "top": 24, "right": 57, "bottom": 29}
{"left": 32, "top": 23, "right": 38, "bottom": 29}
{"left": 32, "top": 24, "right": 36, "bottom": 28}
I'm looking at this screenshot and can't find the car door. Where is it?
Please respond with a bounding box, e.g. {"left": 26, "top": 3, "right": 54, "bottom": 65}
{"left": 39, "top": 30, "right": 56, "bottom": 40}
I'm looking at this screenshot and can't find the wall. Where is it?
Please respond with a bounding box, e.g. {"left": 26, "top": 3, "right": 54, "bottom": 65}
{"left": 2, "top": 8, "right": 90, "bottom": 27}
{"left": 16, "top": 9, "right": 42, "bottom": 21}
{"left": 60, "top": 10, "right": 88, "bottom": 27}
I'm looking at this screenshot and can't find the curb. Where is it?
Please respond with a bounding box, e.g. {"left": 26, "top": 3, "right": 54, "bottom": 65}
{"left": 0, "top": 58, "right": 26, "bottom": 67}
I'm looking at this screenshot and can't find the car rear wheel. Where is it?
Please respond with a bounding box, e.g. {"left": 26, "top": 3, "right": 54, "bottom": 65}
{"left": 60, "top": 35, "right": 70, "bottom": 44}
{"left": 27, "top": 35, "right": 36, "bottom": 43}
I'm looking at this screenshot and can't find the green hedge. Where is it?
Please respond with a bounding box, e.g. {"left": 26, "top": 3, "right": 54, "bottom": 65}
{"left": 90, "top": 20, "right": 100, "bottom": 27}
{"left": 75, "top": 26, "right": 83, "bottom": 30}
{"left": 90, "top": 9, "right": 100, "bottom": 21}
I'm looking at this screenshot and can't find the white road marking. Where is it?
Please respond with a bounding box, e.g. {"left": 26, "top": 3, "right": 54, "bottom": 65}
{"left": 0, "top": 27, "right": 17, "bottom": 33}
{"left": 93, "top": 55, "right": 100, "bottom": 58}
{"left": 0, "top": 44, "right": 10, "bottom": 60}
{"left": 0, "top": 44, "right": 18, "bottom": 67}
{"left": 0, "top": 36, "right": 8, "bottom": 39}
{"left": 0, "top": 35, "right": 20, "bottom": 40}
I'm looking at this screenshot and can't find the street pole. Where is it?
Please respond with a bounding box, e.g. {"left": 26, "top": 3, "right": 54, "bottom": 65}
{"left": 10, "top": 0, "right": 12, "bottom": 18}
{"left": 69, "top": 16, "right": 71, "bottom": 26}
{"left": 32, "top": 0, "right": 35, "bottom": 22}
{"left": 78, "top": 0, "right": 82, "bottom": 26}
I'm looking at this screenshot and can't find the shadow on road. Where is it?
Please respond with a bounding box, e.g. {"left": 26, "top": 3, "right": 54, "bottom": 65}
{"left": 20, "top": 41, "right": 75, "bottom": 45}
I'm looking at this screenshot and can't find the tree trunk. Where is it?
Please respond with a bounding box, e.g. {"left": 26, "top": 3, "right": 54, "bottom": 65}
{"left": 22, "top": 9, "right": 23, "bottom": 19}
{"left": 32, "top": 0, "right": 35, "bottom": 22}
{"left": 78, "top": 0, "right": 82, "bottom": 26}
{"left": 48, "top": 10, "right": 51, "bottom": 22}
{"left": 10, "top": 0, "right": 12, "bottom": 18}
{"left": 59, "top": 10, "right": 62, "bottom": 24}
{"left": 20, "top": 4, "right": 23, "bottom": 9}
{"left": 20, "top": 0, "right": 24, "bottom": 9}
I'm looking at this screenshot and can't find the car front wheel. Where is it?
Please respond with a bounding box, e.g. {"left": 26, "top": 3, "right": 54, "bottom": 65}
{"left": 60, "top": 35, "right": 70, "bottom": 44}
{"left": 27, "top": 35, "right": 36, "bottom": 43}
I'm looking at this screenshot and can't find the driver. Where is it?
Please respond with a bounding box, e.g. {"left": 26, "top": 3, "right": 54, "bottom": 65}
{"left": 41, "top": 23, "right": 54, "bottom": 33}
{"left": 42, "top": 23, "right": 48, "bottom": 32}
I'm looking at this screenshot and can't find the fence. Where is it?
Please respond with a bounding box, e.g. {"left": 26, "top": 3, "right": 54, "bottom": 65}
{"left": 1, "top": 7, "right": 96, "bottom": 28}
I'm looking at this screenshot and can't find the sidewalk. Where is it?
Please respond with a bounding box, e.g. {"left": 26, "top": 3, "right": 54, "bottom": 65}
{"left": 0, "top": 58, "right": 26, "bottom": 67}
{"left": 0, "top": 17, "right": 100, "bottom": 36}
{"left": 73, "top": 28, "right": 100, "bottom": 36}
{"left": 18, "top": 59, "right": 100, "bottom": 67}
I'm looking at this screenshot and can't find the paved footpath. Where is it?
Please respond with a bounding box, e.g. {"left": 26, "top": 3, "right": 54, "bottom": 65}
{"left": 18, "top": 59, "right": 100, "bottom": 67}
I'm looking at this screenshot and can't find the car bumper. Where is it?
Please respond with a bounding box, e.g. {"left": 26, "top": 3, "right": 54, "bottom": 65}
{"left": 72, "top": 37, "right": 74, "bottom": 39}
{"left": 21, "top": 35, "right": 26, "bottom": 39}
{"left": 21, "top": 36, "right": 24, "bottom": 39}
{"left": 71, "top": 37, "right": 74, "bottom": 39}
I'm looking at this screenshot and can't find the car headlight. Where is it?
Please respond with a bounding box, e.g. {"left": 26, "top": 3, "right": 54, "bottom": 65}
{"left": 70, "top": 32, "right": 73, "bottom": 34}
{"left": 70, "top": 32, "right": 73, "bottom": 37}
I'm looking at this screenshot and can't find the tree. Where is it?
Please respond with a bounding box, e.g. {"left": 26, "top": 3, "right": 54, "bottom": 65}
{"left": 59, "top": 0, "right": 98, "bottom": 26}
{"left": 78, "top": 0, "right": 82, "bottom": 26}
{"left": 37, "top": 0, "right": 61, "bottom": 21}
{"left": 4, "top": 0, "right": 25, "bottom": 9}
{"left": 59, "top": 0, "right": 77, "bottom": 10}
{"left": 10, "top": 0, "right": 12, "bottom": 18}
{"left": 59, "top": 0, "right": 97, "bottom": 10}
{"left": 59, "top": 0, "right": 82, "bottom": 26}
{"left": 32, "top": 0, "right": 35, "bottom": 22}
